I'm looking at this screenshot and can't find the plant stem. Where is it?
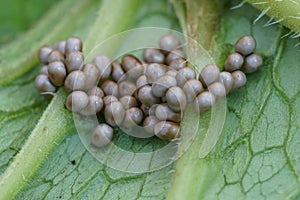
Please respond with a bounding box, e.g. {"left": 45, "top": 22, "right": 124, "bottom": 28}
{"left": 169, "top": 0, "right": 187, "bottom": 36}
{"left": 0, "top": 0, "right": 141, "bottom": 199}
{"left": 184, "top": 0, "right": 221, "bottom": 51}
{"left": 0, "top": 89, "right": 71, "bottom": 200}
{"left": 84, "top": 0, "right": 141, "bottom": 55}
{"left": 246, "top": 0, "right": 300, "bottom": 34}
{"left": 167, "top": 1, "right": 224, "bottom": 199}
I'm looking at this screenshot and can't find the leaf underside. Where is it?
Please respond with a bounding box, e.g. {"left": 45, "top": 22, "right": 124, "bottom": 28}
{"left": 211, "top": 4, "right": 300, "bottom": 199}
{"left": 0, "top": 0, "right": 300, "bottom": 200}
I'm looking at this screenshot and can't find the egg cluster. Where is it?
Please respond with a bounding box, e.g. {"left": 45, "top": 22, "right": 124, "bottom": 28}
{"left": 35, "top": 37, "right": 84, "bottom": 98}
{"left": 35, "top": 34, "right": 262, "bottom": 148}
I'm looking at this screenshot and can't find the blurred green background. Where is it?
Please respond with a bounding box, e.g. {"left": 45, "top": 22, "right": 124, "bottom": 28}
{"left": 0, "top": 0, "right": 58, "bottom": 45}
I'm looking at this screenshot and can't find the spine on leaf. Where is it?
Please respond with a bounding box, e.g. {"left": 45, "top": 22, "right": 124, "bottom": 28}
{"left": 246, "top": 0, "right": 300, "bottom": 34}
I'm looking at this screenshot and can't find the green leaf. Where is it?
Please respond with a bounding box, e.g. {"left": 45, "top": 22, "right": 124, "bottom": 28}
{"left": 0, "top": 0, "right": 59, "bottom": 45}
{"left": 0, "top": 0, "right": 180, "bottom": 199}
{"left": 246, "top": 0, "right": 300, "bottom": 35}
{"left": 1, "top": 0, "right": 300, "bottom": 199}
{"left": 167, "top": 1, "right": 300, "bottom": 199}
{"left": 0, "top": 0, "right": 97, "bottom": 86}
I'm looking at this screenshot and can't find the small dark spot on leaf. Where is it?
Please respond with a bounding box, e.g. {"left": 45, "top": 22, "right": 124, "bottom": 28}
{"left": 59, "top": 195, "right": 62, "bottom": 199}
{"left": 71, "top": 160, "right": 76, "bottom": 165}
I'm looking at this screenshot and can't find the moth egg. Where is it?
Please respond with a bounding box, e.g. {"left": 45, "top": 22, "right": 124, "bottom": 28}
{"left": 193, "top": 91, "right": 216, "bottom": 114}
{"left": 118, "top": 80, "right": 137, "bottom": 97}
{"left": 104, "top": 101, "right": 125, "bottom": 127}
{"left": 138, "top": 85, "right": 160, "bottom": 106}
{"left": 65, "top": 51, "right": 84, "bottom": 73}
{"left": 54, "top": 40, "right": 66, "bottom": 54}
{"left": 175, "top": 67, "right": 196, "bottom": 87}
{"left": 121, "top": 54, "right": 143, "bottom": 72}
{"left": 154, "top": 121, "right": 180, "bottom": 140}
{"left": 242, "top": 53, "right": 263, "bottom": 74}
{"left": 140, "top": 104, "right": 151, "bottom": 116}
{"left": 38, "top": 45, "right": 53, "bottom": 64}
{"left": 93, "top": 55, "right": 112, "bottom": 81}
{"left": 166, "top": 86, "right": 187, "bottom": 112}
{"left": 39, "top": 65, "right": 49, "bottom": 75}
{"left": 182, "top": 79, "right": 204, "bottom": 103}
{"left": 207, "top": 82, "right": 226, "bottom": 100}
{"left": 82, "top": 63, "right": 100, "bottom": 89}
{"left": 166, "top": 49, "right": 184, "bottom": 65}
{"left": 103, "top": 95, "right": 118, "bottom": 106}
{"left": 48, "top": 50, "right": 64, "bottom": 63}
{"left": 155, "top": 104, "right": 182, "bottom": 122}
{"left": 144, "top": 63, "right": 167, "bottom": 83}
{"left": 87, "top": 86, "right": 105, "bottom": 98}
{"left": 224, "top": 52, "right": 244, "bottom": 72}
{"left": 65, "top": 91, "right": 89, "bottom": 112}
{"left": 120, "top": 95, "right": 138, "bottom": 110}
{"left": 91, "top": 123, "right": 114, "bottom": 148}
{"left": 65, "top": 36, "right": 82, "bottom": 54}
{"left": 48, "top": 61, "right": 67, "bottom": 86}
{"left": 152, "top": 75, "right": 177, "bottom": 97}
{"left": 235, "top": 35, "right": 256, "bottom": 56}
{"left": 199, "top": 64, "right": 220, "bottom": 87}
{"left": 220, "top": 71, "right": 234, "bottom": 94}
{"left": 165, "top": 69, "right": 178, "bottom": 78}
{"left": 231, "top": 70, "right": 247, "bottom": 91}
{"left": 64, "top": 70, "right": 86, "bottom": 92}
{"left": 111, "top": 61, "right": 125, "bottom": 82}
{"left": 79, "top": 95, "right": 104, "bottom": 116}
{"left": 143, "top": 47, "right": 165, "bottom": 63}
{"left": 101, "top": 80, "right": 118, "bottom": 96}
{"left": 143, "top": 115, "right": 159, "bottom": 134}
{"left": 159, "top": 34, "right": 181, "bottom": 54}
{"left": 121, "top": 107, "right": 144, "bottom": 128}
{"left": 169, "top": 58, "right": 187, "bottom": 71}
{"left": 136, "top": 75, "right": 149, "bottom": 89}
{"left": 35, "top": 74, "right": 57, "bottom": 98}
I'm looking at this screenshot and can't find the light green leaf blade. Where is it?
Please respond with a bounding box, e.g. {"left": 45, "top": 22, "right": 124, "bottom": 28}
{"left": 0, "top": 0, "right": 180, "bottom": 199}
{"left": 1, "top": 0, "right": 300, "bottom": 199}
{"left": 168, "top": 1, "right": 300, "bottom": 199}
{"left": 0, "top": 0, "right": 97, "bottom": 86}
